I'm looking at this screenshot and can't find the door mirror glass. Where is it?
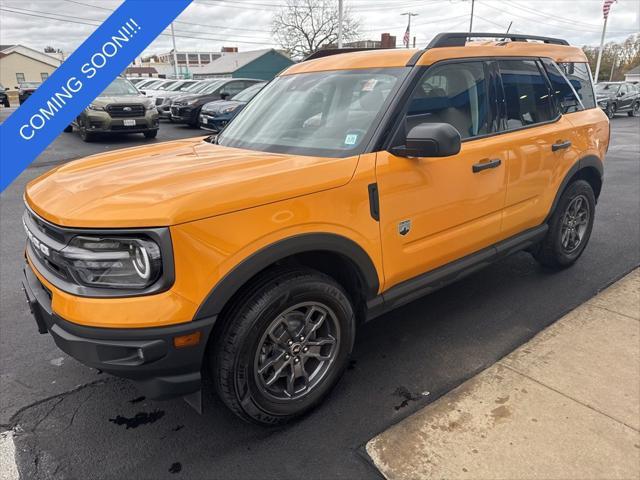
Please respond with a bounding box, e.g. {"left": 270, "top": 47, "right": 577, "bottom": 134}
{"left": 391, "top": 122, "right": 461, "bottom": 158}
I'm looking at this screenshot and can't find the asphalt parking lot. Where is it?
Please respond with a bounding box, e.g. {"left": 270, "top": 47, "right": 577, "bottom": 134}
{"left": 1, "top": 114, "right": 639, "bottom": 479}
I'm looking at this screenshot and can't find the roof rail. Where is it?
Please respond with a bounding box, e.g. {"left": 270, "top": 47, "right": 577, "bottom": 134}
{"left": 427, "top": 32, "right": 570, "bottom": 48}
{"left": 303, "top": 47, "right": 379, "bottom": 62}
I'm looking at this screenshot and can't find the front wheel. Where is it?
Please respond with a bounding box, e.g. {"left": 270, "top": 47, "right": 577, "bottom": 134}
{"left": 143, "top": 129, "right": 158, "bottom": 139}
{"left": 628, "top": 102, "right": 640, "bottom": 117}
{"left": 606, "top": 103, "right": 616, "bottom": 119}
{"left": 211, "top": 268, "right": 355, "bottom": 425}
{"left": 532, "top": 180, "right": 596, "bottom": 269}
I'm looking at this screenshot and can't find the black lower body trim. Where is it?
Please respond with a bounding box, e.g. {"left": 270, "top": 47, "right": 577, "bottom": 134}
{"left": 366, "top": 225, "right": 548, "bottom": 320}
{"left": 22, "top": 264, "right": 216, "bottom": 400}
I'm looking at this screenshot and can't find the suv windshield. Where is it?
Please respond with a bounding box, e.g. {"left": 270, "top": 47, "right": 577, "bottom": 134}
{"left": 100, "top": 77, "right": 139, "bottom": 96}
{"left": 596, "top": 83, "right": 621, "bottom": 93}
{"left": 232, "top": 82, "right": 266, "bottom": 102}
{"left": 217, "top": 68, "right": 406, "bottom": 157}
{"left": 200, "top": 81, "right": 225, "bottom": 94}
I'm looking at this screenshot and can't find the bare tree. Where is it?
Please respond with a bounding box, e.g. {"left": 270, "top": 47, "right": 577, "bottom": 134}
{"left": 272, "top": 0, "right": 360, "bottom": 59}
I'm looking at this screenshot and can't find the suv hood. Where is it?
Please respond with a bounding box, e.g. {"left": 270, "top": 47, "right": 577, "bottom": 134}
{"left": 92, "top": 95, "right": 147, "bottom": 106}
{"left": 25, "top": 138, "right": 358, "bottom": 228}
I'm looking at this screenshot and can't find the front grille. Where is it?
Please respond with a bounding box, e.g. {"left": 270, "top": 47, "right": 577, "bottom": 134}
{"left": 106, "top": 104, "right": 145, "bottom": 117}
{"left": 24, "top": 211, "right": 71, "bottom": 281}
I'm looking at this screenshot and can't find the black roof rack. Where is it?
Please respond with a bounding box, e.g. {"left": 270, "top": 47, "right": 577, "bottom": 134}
{"left": 427, "top": 32, "right": 570, "bottom": 48}
{"left": 303, "top": 47, "right": 380, "bottom": 62}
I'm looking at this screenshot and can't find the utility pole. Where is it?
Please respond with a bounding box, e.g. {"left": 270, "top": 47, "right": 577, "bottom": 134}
{"left": 468, "top": 0, "right": 475, "bottom": 34}
{"left": 609, "top": 55, "right": 617, "bottom": 81}
{"left": 170, "top": 22, "right": 179, "bottom": 79}
{"left": 338, "top": 0, "right": 344, "bottom": 48}
{"left": 401, "top": 12, "right": 419, "bottom": 49}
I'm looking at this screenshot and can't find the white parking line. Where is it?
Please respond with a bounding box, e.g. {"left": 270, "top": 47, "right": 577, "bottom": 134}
{"left": 0, "top": 431, "right": 19, "bottom": 480}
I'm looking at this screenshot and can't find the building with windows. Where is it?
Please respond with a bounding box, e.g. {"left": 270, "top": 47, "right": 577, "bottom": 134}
{"left": 189, "top": 49, "right": 294, "bottom": 80}
{"left": 0, "top": 45, "right": 62, "bottom": 90}
{"left": 624, "top": 65, "right": 640, "bottom": 83}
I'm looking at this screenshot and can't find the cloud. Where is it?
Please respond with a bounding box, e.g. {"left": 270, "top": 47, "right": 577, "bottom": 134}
{"left": 0, "top": 0, "right": 638, "bottom": 57}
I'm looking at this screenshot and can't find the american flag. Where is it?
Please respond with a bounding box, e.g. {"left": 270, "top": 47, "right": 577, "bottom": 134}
{"left": 403, "top": 25, "right": 410, "bottom": 47}
{"left": 603, "top": 0, "right": 617, "bottom": 19}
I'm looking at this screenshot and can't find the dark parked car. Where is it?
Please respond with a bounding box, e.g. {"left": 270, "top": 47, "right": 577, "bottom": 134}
{"left": 170, "top": 78, "right": 262, "bottom": 126}
{"left": 596, "top": 82, "right": 640, "bottom": 118}
{"left": 17, "top": 82, "right": 41, "bottom": 104}
{"left": 0, "top": 83, "right": 9, "bottom": 107}
{"left": 199, "top": 82, "right": 266, "bottom": 132}
{"left": 153, "top": 80, "right": 212, "bottom": 119}
{"left": 64, "top": 76, "right": 159, "bottom": 142}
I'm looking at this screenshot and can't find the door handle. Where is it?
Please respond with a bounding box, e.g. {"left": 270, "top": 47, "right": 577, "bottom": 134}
{"left": 472, "top": 158, "right": 501, "bottom": 173}
{"left": 552, "top": 140, "right": 572, "bottom": 151}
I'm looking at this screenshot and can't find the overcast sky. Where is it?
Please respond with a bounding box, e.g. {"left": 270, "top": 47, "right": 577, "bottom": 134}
{"left": 0, "top": 0, "right": 638, "bottom": 58}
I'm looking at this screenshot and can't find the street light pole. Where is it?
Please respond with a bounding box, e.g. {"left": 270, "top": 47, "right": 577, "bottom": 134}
{"left": 170, "top": 22, "right": 179, "bottom": 79}
{"left": 468, "top": 0, "right": 475, "bottom": 34}
{"left": 338, "top": 0, "right": 343, "bottom": 48}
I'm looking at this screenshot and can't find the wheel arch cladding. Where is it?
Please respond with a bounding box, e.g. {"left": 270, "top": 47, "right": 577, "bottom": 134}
{"left": 193, "top": 233, "right": 380, "bottom": 321}
{"left": 546, "top": 155, "right": 603, "bottom": 222}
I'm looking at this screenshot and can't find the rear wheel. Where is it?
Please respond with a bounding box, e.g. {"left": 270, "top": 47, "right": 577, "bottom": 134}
{"left": 532, "top": 180, "right": 595, "bottom": 269}
{"left": 628, "top": 102, "right": 640, "bottom": 117}
{"left": 606, "top": 102, "right": 616, "bottom": 119}
{"left": 211, "top": 268, "right": 355, "bottom": 425}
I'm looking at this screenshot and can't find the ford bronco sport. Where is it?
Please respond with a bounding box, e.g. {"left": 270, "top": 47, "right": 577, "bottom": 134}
{"left": 22, "top": 33, "right": 608, "bottom": 425}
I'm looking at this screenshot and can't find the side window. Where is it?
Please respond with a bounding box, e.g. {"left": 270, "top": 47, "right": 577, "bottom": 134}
{"left": 619, "top": 84, "right": 627, "bottom": 95}
{"left": 16, "top": 73, "right": 25, "bottom": 84}
{"left": 558, "top": 62, "right": 596, "bottom": 109}
{"left": 405, "top": 61, "right": 490, "bottom": 139}
{"left": 498, "top": 59, "right": 555, "bottom": 129}
{"left": 222, "top": 82, "right": 245, "bottom": 97}
{"left": 542, "top": 58, "right": 581, "bottom": 114}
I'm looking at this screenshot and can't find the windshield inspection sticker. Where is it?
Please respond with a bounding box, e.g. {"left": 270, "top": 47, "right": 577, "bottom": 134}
{"left": 362, "top": 79, "right": 378, "bottom": 91}
{"left": 344, "top": 133, "right": 358, "bottom": 145}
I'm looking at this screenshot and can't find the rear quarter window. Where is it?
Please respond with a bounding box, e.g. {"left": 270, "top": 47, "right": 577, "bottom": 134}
{"left": 542, "top": 58, "right": 582, "bottom": 114}
{"left": 558, "top": 62, "right": 596, "bottom": 109}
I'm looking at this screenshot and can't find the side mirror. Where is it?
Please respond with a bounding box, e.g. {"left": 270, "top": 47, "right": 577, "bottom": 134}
{"left": 140, "top": 91, "right": 146, "bottom": 95}
{"left": 220, "top": 92, "right": 230, "bottom": 100}
{"left": 391, "top": 122, "right": 461, "bottom": 158}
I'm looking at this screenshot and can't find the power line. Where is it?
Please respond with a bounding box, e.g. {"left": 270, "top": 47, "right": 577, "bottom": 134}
{"left": 62, "top": 0, "right": 273, "bottom": 33}
{"left": 0, "top": 7, "right": 278, "bottom": 46}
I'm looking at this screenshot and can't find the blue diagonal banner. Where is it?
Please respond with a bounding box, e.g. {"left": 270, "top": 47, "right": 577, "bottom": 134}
{"left": 0, "top": 0, "right": 192, "bottom": 192}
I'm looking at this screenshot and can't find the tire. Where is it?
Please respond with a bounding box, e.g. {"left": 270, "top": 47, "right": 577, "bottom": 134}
{"left": 143, "top": 129, "right": 158, "bottom": 139}
{"left": 628, "top": 102, "right": 640, "bottom": 117}
{"left": 211, "top": 267, "right": 355, "bottom": 425}
{"left": 606, "top": 102, "right": 616, "bottom": 119}
{"left": 79, "top": 119, "right": 95, "bottom": 142}
{"left": 63, "top": 125, "right": 73, "bottom": 133}
{"left": 533, "top": 179, "right": 596, "bottom": 269}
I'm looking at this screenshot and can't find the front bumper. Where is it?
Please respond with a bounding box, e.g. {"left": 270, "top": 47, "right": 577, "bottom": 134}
{"left": 83, "top": 109, "right": 160, "bottom": 133}
{"left": 199, "top": 112, "right": 231, "bottom": 132}
{"left": 22, "top": 263, "right": 215, "bottom": 400}
{"left": 170, "top": 105, "right": 198, "bottom": 123}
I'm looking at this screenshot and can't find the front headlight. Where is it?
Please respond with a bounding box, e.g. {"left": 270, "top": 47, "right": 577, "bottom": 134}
{"left": 61, "top": 236, "right": 162, "bottom": 289}
{"left": 143, "top": 99, "right": 156, "bottom": 110}
{"left": 221, "top": 105, "right": 238, "bottom": 114}
{"left": 186, "top": 98, "right": 200, "bottom": 105}
{"left": 87, "top": 103, "right": 104, "bottom": 111}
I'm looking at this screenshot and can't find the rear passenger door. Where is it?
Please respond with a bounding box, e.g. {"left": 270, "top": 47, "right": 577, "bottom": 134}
{"left": 497, "top": 58, "right": 580, "bottom": 237}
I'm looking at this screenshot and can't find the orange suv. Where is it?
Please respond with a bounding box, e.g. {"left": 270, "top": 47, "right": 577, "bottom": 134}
{"left": 22, "top": 33, "right": 609, "bottom": 425}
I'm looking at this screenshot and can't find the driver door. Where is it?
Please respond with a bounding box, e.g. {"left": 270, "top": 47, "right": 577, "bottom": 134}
{"left": 376, "top": 60, "right": 508, "bottom": 289}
